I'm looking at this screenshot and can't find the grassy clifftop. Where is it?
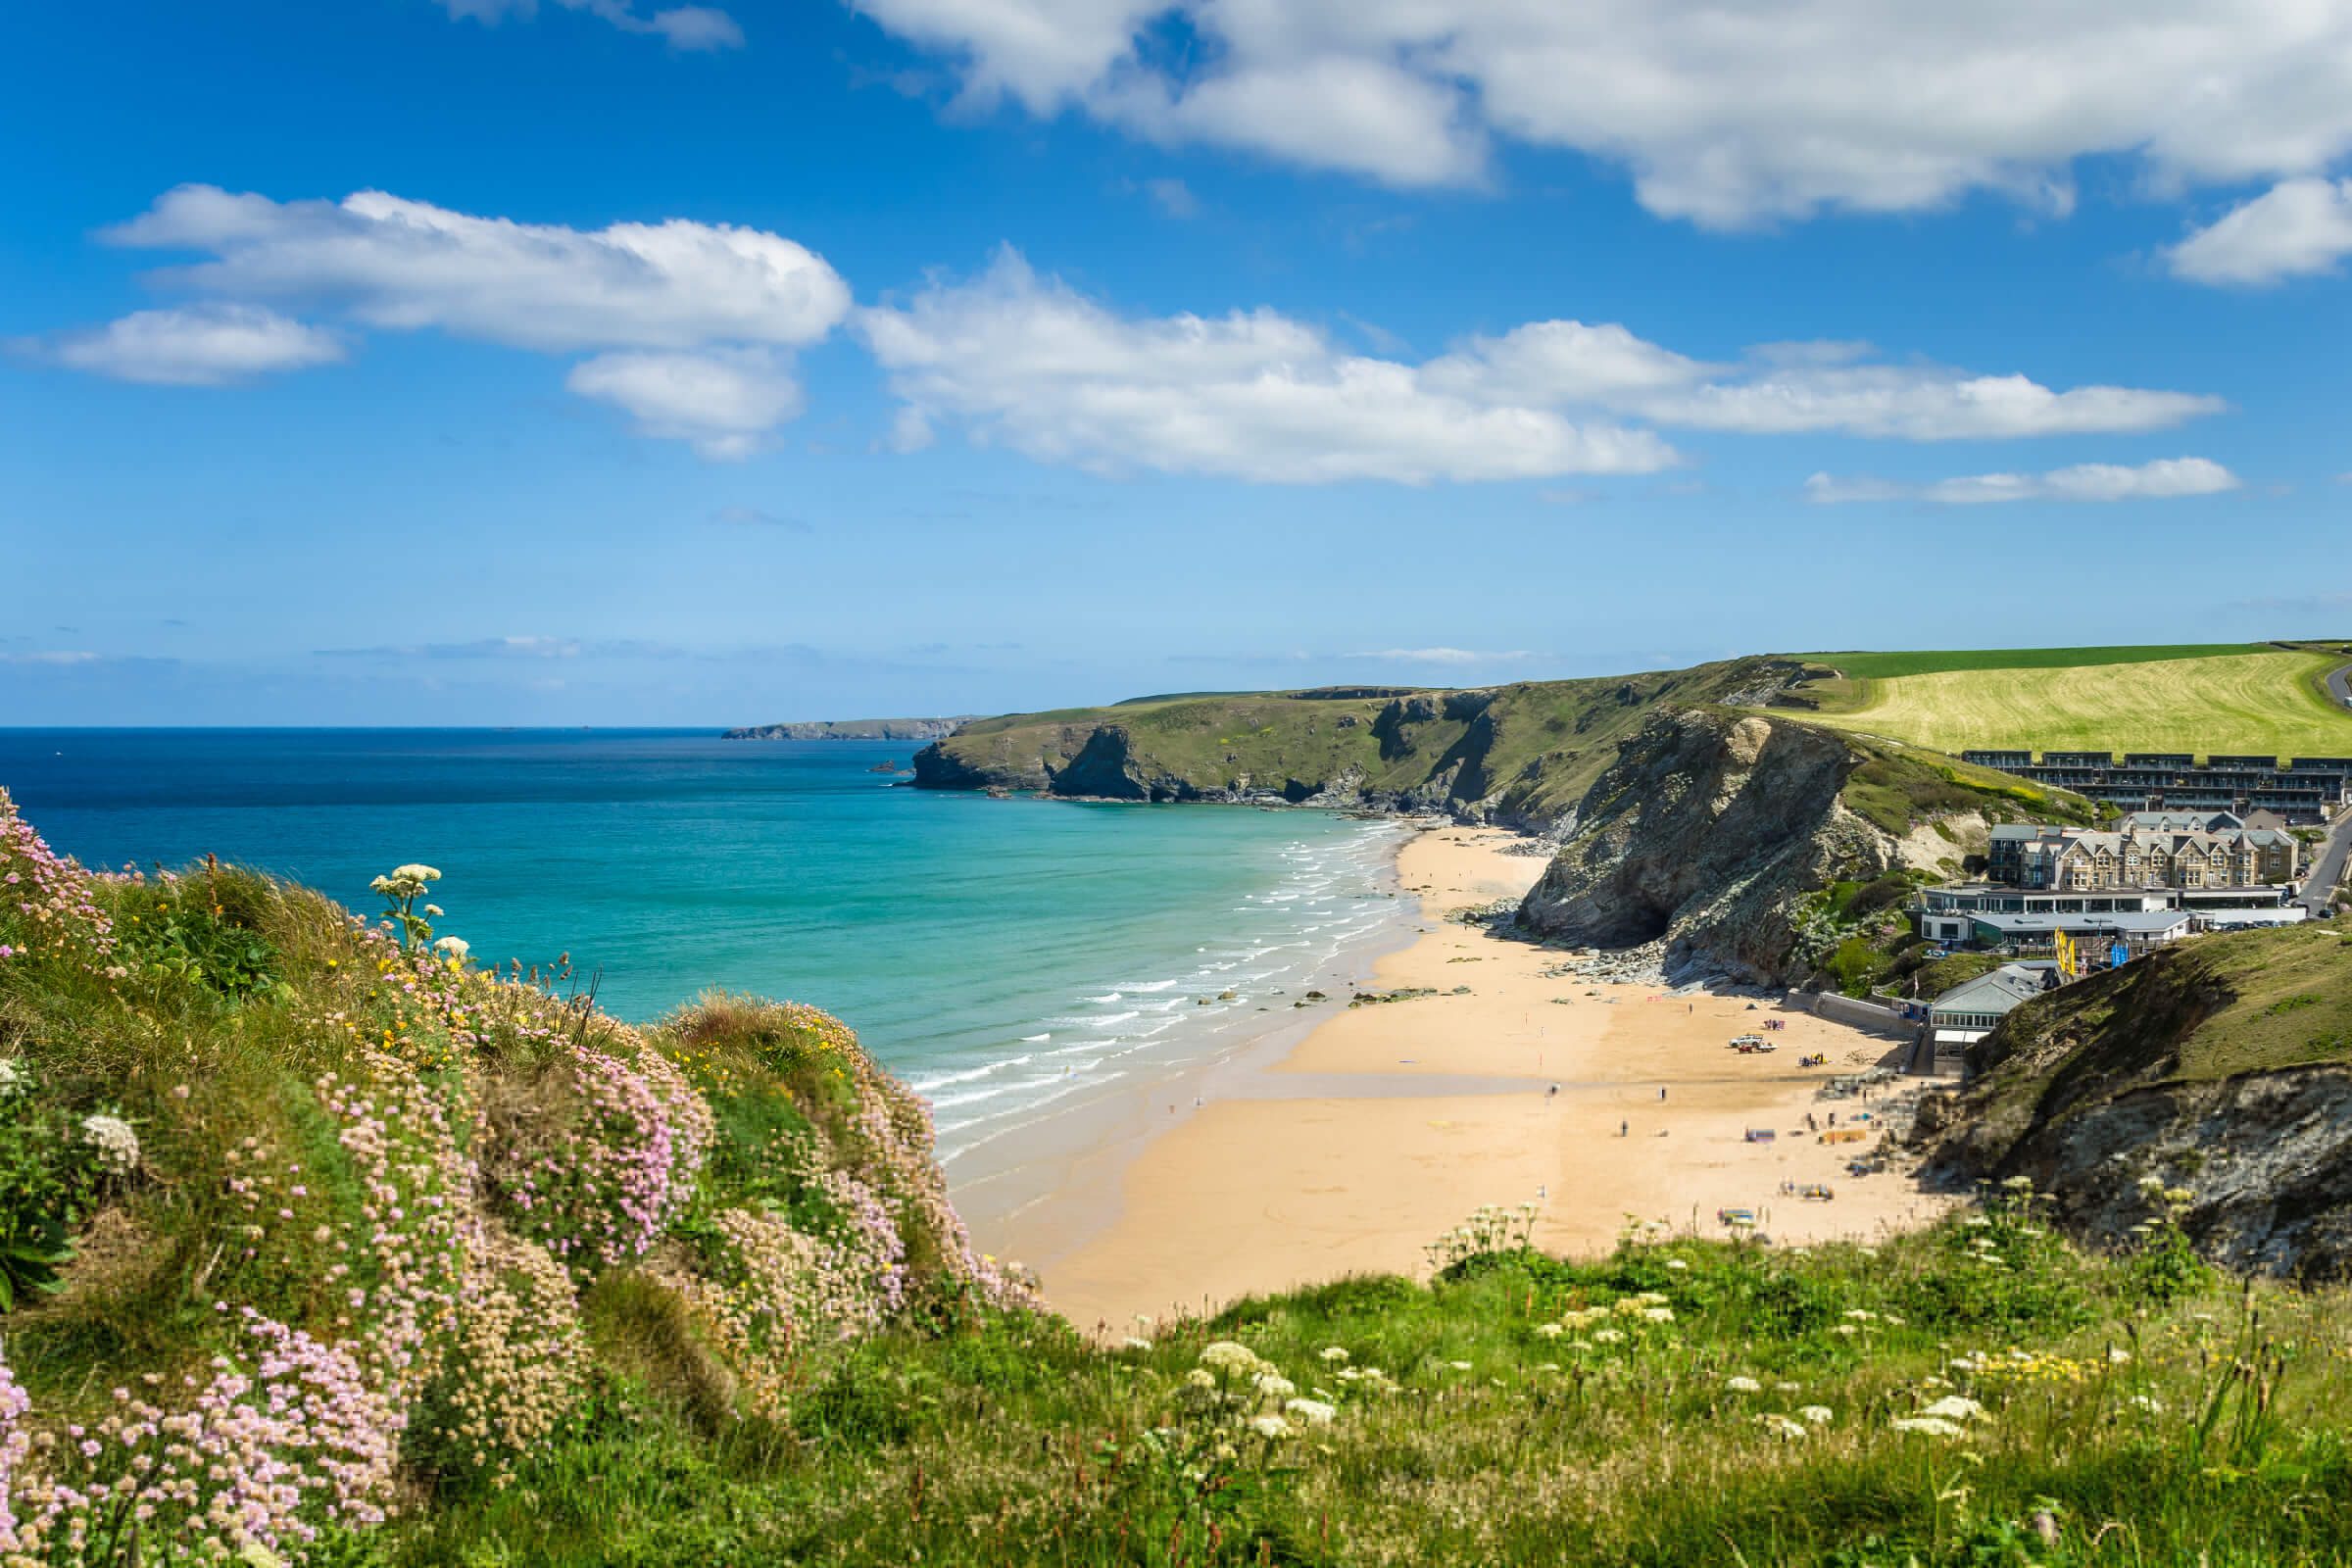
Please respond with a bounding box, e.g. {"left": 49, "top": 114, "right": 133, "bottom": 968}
{"left": 915, "top": 658, "right": 1808, "bottom": 825}
{"left": 1790, "top": 644, "right": 2352, "bottom": 758}
{"left": 1942, "top": 922, "right": 2352, "bottom": 1150}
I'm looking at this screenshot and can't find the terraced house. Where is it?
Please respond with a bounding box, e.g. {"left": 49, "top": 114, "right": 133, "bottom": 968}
{"left": 1987, "top": 812, "right": 2299, "bottom": 892}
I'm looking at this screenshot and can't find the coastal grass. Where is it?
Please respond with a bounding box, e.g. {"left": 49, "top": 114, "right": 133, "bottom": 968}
{"left": 1797, "top": 649, "right": 2352, "bottom": 759}
{"left": 394, "top": 1202, "right": 2352, "bottom": 1566}
{"left": 1807, "top": 644, "right": 2279, "bottom": 681}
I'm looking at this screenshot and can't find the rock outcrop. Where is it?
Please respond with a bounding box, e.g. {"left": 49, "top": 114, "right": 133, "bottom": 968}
{"left": 1915, "top": 924, "right": 2352, "bottom": 1278}
{"left": 1516, "top": 710, "right": 1907, "bottom": 984}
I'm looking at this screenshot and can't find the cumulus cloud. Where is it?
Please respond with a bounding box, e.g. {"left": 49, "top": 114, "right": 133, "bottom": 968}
{"left": 109, "top": 185, "right": 847, "bottom": 353}
{"left": 566, "top": 348, "right": 803, "bottom": 459}
{"left": 437, "top": 0, "right": 743, "bottom": 51}
{"left": 38, "top": 304, "right": 343, "bottom": 385}
{"left": 857, "top": 250, "right": 1678, "bottom": 483}
{"left": 90, "top": 184, "right": 847, "bottom": 455}
{"left": 855, "top": 251, "right": 2222, "bottom": 483}
{"left": 2168, "top": 177, "right": 2352, "bottom": 285}
{"left": 849, "top": 1, "right": 2352, "bottom": 224}
{"left": 1804, "top": 457, "right": 2240, "bottom": 506}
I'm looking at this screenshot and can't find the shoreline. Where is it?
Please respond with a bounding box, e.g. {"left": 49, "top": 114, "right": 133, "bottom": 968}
{"left": 982, "top": 824, "right": 1958, "bottom": 1332}
{"left": 945, "top": 812, "right": 1430, "bottom": 1270}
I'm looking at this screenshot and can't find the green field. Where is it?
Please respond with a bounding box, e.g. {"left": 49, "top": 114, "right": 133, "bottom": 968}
{"left": 1800, "top": 649, "right": 2352, "bottom": 759}
{"left": 1810, "top": 644, "right": 2278, "bottom": 680}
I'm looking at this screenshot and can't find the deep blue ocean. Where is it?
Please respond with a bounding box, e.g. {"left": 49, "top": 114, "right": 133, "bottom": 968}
{"left": 0, "top": 729, "right": 1404, "bottom": 1162}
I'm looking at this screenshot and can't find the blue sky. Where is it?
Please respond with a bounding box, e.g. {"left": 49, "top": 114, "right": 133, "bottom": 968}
{"left": 3, "top": 0, "right": 2349, "bottom": 725}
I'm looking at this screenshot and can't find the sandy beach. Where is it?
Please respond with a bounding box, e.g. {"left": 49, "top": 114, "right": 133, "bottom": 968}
{"left": 1000, "top": 824, "right": 1956, "bottom": 1332}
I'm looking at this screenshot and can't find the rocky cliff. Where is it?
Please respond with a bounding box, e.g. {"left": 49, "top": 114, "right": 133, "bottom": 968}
{"left": 1915, "top": 923, "right": 2352, "bottom": 1278}
{"left": 1516, "top": 710, "right": 1909, "bottom": 983}
{"left": 725, "top": 715, "right": 977, "bottom": 741}
{"left": 1510, "top": 707, "right": 2090, "bottom": 985}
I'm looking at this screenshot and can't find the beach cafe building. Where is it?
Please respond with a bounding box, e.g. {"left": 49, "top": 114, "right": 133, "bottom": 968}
{"left": 1928, "top": 960, "right": 2060, "bottom": 1059}
{"left": 1911, "top": 883, "right": 2227, "bottom": 956}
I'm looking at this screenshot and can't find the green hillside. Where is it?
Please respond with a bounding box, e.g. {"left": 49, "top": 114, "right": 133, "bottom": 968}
{"left": 1812, "top": 644, "right": 2278, "bottom": 680}
{"left": 917, "top": 658, "right": 1808, "bottom": 824}
{"left": 1793, "top": 647, "right": 2352, "bottom": 759}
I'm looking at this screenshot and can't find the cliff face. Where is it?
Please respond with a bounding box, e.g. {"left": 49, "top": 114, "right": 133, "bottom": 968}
{"left": 1915, "top": 924, "right": 2352, "bottom": 1277}
{"left": 1517, "top": 710, "right": 1902, "bottom": 983}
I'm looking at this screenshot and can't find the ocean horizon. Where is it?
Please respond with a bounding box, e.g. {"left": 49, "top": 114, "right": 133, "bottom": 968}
{"left": 0, "top": 727, "right": 1409, "bottom": 1163}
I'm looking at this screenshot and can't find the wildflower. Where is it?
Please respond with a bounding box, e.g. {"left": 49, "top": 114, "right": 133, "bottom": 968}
{"left": 1758, "top": 1413, "right": 1808, "bottom": 1441}
{"left": 1890, "top": 1415, "right": 1964, "bottom": 1438}
{"left": 1640, "top": 1306, "right": 1675, "bottom": 1324}
{"left": 1249, "top": 1415, "right": 1291, "bottom": 1440}
{"left": 2129, "top": 1394, "right": 2166, "bottom": 1415}
{"left": 1664, "top": 1258, "right": 1690, "bottom": 1271}
{"left": 1798, "top": 1405, "right": 1834, "bottom": 1425}
{"left": 1252, "top": 1373, "right": 1297, "bottom": 1400}
{"left": 1183, "top": 1369, "right": 1217, "bottom": 1392}
{"left": 1285, "top": 1397, "right": 1336, "bottom": 1426}
{"left": 1534, "top": 1322, "right": 1565, "bottom": 1339}
{"left": 81, "top": 1113, "right": 140, "bottom": 1173}
{"left": 1318, "top": 1346, "right": 1350, "bottom": 1363}
{"left": 1725, "top": 1375, "right": 1762, "bottom": 1394}
{"left": 0, "top": 1060, "right": 22, "bottom": 1098}
{"left": 1200, "top": 1342, "right": 1261, "bottom": 1374}
{"left": 1592, "top": 1329, "right": 1627, "bottom": 1346}
{"left": 1120, "top": 1337, "right": 1152, "bottom": 1352}
{"left": 1774, "top": 1381, "right": 1801, "bottom": 1395}
{"left": 434, "top": 936, "right": 470, "bottom": 959}
{"left": 1921, "top": 1395, "right": 1987, "bottom": 1423}
{"left": 1446, "top": 1360, "right": 1473, "bottom": 1371}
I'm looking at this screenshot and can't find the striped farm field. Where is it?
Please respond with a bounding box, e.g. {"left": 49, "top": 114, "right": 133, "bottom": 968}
{"left": 1800, "top": 648, "right": 2352, "bottom": 759}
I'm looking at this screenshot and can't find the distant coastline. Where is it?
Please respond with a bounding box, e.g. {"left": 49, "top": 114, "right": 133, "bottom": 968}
{"left": 722, "top": 715, "right": 977, "bottom": 742}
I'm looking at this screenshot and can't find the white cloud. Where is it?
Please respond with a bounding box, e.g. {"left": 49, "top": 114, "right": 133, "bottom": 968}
{"left": 2168, "top": 177, "right": 2352, "bottom": 285}
{"left": 41, "top": 304, "right": 343, "bottom": 386}
{"left": 849, "top": 1, "right": 2352, "bottom": 224}
{"left": 1435, "top": 326, "right": 2220, "bottom": 439}
{"left": 437, "top": 0, "right": 744, "bottom": 51}
{"left": 0, "top": 651, "right": 104, "bottom": 666}
{"left": 855, "top": 250, "right": 1679, "bottom": 483}
{"left": 91, "top": 184, "right": 847, "bottom": 456}
{"left": 566, "top": 348, "right": 803, "bottom": 459}
{"left": 856, "top": 252, "right": 2221, "bottom": 482}
{"left": 1145, "top": 177, "right": 1199, "bottom": 218}
{"left": 1805, "top": 457, "right": 2240, "bottom": 506}
{"left": 110, "top": 185, "right": 848, "bottom": 353}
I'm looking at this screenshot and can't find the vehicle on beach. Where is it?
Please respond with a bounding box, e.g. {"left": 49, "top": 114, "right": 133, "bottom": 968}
{"left": 1729, "top": 1034, "right": 1775, "bottom": 1053}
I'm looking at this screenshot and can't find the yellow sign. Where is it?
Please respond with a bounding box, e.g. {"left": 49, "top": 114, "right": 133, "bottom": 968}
{"left": 2054, "top": 928, "right": 2080, "bottom": 982}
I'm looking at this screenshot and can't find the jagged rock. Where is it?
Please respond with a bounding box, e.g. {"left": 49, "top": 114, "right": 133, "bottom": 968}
{"left": 1517, "top": 710, "right": 1899, "bottom": 986}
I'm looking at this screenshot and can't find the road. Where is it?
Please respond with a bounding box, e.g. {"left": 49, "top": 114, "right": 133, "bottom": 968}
{"left": 2330, "top": 658, "right": 2352, "bottom": 712}
{"left": 2304, "top": 803, "right": 2352, "bottom": 915}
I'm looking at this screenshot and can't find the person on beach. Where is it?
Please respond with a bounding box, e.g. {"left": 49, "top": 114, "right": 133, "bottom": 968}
{"left": 1620, "top": 1119, "right": 1629, "bottom": 1138}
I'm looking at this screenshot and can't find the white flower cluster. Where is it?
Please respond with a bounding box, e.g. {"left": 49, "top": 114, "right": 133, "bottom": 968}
{"left": 369, "top": 864, "right": 442, "bottom": 900}
{"left": 80, "top": 1112, "right": 140, "bottom": 1174}
{"left": 0, "top": 1060, "right": 23, "bottom": 1100}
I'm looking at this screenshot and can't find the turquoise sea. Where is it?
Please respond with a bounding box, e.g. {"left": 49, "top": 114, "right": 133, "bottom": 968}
{"left": 0, "top": 729, "right": 1406, "bottom": 1166}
